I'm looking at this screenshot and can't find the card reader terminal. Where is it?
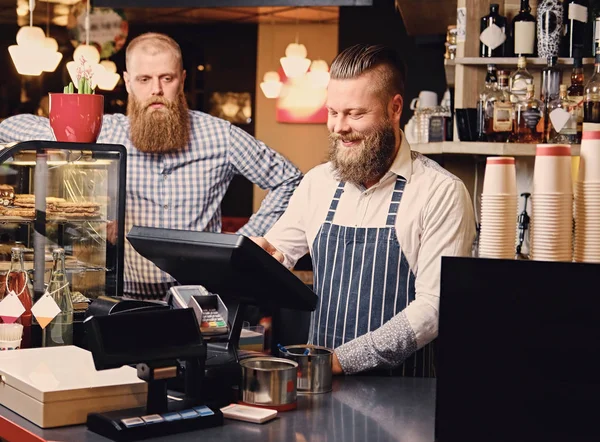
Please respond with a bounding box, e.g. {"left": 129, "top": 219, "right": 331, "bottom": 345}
{"left": 167, "top": 286, "right": 229, "bottom": 336}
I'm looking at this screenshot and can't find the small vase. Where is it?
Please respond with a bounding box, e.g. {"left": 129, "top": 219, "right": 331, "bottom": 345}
{"left": 537, "top": 0, "right": 564, "bottom": 58}
{"left": 49, "top": 93, "right": 104, "bottom": 143}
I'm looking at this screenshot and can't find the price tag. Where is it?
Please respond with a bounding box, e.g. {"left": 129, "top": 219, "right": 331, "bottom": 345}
{"left": 0, "top": 291, "right": 26, "bottom": 323}
{"left": 31, "top": 294, "right": 61, "bottom": 329}
{"left": 550, "top": 108, "right": 572, "bottom": 133}
{"left": 480, "top": 24, "right": 507, "bottom": 50}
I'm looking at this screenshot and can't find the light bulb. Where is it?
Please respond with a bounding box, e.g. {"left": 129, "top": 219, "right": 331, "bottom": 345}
{"left": 285, "top": 43, "right": 307, "bottom": 59}
{"left": 16, "top": 26, "right": 45, "bottom": 48}
{"left": 73, "top": 44, "right": 100, "bottom": 66}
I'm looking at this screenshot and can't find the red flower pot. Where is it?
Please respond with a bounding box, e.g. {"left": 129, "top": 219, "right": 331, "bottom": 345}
{"left": 49, "top": 93, "right": 104, "bottom": 143}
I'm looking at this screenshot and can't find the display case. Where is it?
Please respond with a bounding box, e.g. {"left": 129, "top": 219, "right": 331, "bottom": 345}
{"left": 0, "top": 140, "right": 126, "bottom": 302}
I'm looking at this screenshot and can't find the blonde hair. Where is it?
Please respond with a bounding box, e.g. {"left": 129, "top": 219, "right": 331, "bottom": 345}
{"left": 330, "top": 44, "right": 406, "bottom": 100}
{"left": 126, "top": 32, "right": 183, "bottom": 71}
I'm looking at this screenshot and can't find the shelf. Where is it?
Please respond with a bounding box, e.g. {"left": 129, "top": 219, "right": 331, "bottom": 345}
{"left": 0, "top": 217, "right": 107, "bottom": 225}
{"left": 411, "top": 142, "right": 581, "bottom": 156}
{"left": 446, "top": 57, "right": 595, "bottom": 67}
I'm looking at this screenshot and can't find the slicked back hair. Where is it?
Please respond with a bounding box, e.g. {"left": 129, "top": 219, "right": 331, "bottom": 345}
{"left": 329, "top": 44, "right": 406, "bottom": 102}
{"left": 126, "top": 32, "right": 183, "bottom": 72}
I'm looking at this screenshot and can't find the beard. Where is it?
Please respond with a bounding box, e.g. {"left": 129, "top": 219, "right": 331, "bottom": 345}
{"left": 328, "top": 119, "right": 397, "bottom": 186}
{"left": 127, "top": 91, "right": 190, "bottom": 153}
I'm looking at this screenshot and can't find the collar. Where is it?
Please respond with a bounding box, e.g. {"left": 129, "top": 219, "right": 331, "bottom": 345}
{"left": 388, "top": 130, "right": 413, "bottom": 184}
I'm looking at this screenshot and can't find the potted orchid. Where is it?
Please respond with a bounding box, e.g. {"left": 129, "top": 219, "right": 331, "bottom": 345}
{"left": 49, "top": 55, "right": 104, "bottom": 143}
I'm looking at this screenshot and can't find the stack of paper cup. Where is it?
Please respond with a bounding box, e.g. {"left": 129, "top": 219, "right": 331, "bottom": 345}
{"left": 0, "top": 323, "right": 23, "bottom": 350}
{"left": 574, "top": 123, "right": 600, "bottom": 263}
{"left": 479, "top": 157, "right": 518, "bottom": 259}
{"left": 530, "top": 144, "right": 573, "bottom": 262}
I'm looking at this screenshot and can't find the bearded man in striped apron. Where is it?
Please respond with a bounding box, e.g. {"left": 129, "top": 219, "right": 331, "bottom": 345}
{"left": 253, "top": 44, "right": 476, "bottom": 377}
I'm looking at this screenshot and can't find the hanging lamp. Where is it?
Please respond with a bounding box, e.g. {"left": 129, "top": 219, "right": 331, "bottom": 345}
{"left": 8, "top": 0, "right": 47, "bottom": 76}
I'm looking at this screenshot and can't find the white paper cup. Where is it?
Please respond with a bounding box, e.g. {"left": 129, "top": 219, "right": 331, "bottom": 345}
{"left": 579, "top": 124, "right": 600, "bottom": 182}
{"left": 533, "top": 145, "right": 573, "bottom": 194}
{"left": 482, "top": 157, "right": 517, "bottom": 195}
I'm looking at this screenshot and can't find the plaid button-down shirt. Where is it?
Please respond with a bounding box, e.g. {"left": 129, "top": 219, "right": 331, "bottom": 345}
{"left": 0, "top": 111, "right": 302, "bottom": 297}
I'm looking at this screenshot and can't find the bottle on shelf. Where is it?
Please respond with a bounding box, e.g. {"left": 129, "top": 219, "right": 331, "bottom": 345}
{"left": 584, "top": 53, "right": 600, "bottom": 122}
{"left": 546, "top": 84, "right": 580, "bottom": 143}
{"left": 477, "top": 64, "right": 498, "bottom": 141}
{"left": 568, "top": 57, "right": 585, "bottom": 140}
{"left": 480, "top": 4, "right": 508, "bottom": 57}
{"left": 42, "top": 248, "right": 73, "bottom": 348}
{"left": 6, "top": 247, "right": 33, "bottom": 348}
{"left": 537, "top": 0, "right": 564, "bottom": 58}
{"left": 562, "top": 0, "right": 591, "bottom": 58}
{"left": 593, "top": 14, "right": 600, "bottom": 56}
{"left": 510, "top": 56, "right": 534, "bottom": 103}
{"left": 512, "top": 0, "right": 536, "bottom": 56}
{"left": 513, "top": 83, "right": 545, "bottom": 143}
{"left": 485, "top": 70, "right": 513, "bottom": 142}
{"left": 541, "top": 56, "right": 563, "bottom": 106}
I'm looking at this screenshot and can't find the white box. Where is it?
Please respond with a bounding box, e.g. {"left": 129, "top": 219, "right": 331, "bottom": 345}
{"left": 0, "top": 346, "right": 147, "bottom": 428}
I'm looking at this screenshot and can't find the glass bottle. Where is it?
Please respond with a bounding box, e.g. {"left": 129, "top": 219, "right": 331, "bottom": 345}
{"left": 485, "top": 70, "right": 513, "bottom": 142}
{"left": 480, "top": 4, "right": 508, "bottom": 57}
{"left": 537, "top": 0, "right": 564, "bottom": 58}
{"left": 42, "top": 248, "right": 73, "bottom": 347}
{"left": 546, "top": 84, "right": 580, "bottom": 143}
{"left": 594, "top": 16, "right": 600, "bottom": 56}
{"left": 513, "top": 0, "right": 536, "bottom": 56}
{"left": 562, "top": 0, "right": 590, "bottom": 58}
{"left": 510, "top": 56, "right": 534, "bottom": 103}
{"left": 477, "top": 64, "right": 498, "bottom": 141}
{"left": 541, "top": 56, "right": 563, "bottom": 106}
{"left": 592, "top": 3, "right": 600, "bottom": 56}
{"left": 568, "top": 57, "right": 585, "bottom": 140}
{"left": 513, "top": 84, "right": 545, "bottom": 143}
{"left": 584, "top": 53, "right": 600, "bottom": 122}
{"left": 6, "top": 247, "right": 33, "bottom": 348}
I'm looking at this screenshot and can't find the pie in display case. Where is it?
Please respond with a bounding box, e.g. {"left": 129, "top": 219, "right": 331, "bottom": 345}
{"left": 0, "top": 141, "right": 126, "bottom": 303}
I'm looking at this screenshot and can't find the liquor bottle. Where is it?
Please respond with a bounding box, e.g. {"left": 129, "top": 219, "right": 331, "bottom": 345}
{"left": 480, "top": 4, "right": 508, "bottom": 57}
{"left": 546, "top": 84, "right": 580, "bottom": 143}
{"left": 485, "top": 70, "right": 513, "bottom": 142}
{"left": 538, "top": 0, "right": 564, "bottom": 58}
{"left": 568, "top": 57, "right": 585, "bottom": 140}
{"left": 510, "top": 56, "right": 534, "bottom": 103}
{"left": 562, "top": 0, "right": 590, "bottom": 58}
{"left": 593, "top": 13, "right": 600, "bottom": 56}
{"left": 584, "top": 53, "right": 600, "bottom": 122}
{"left": 477, "top": 65, "right": 498, "bottom": 141}
{"left": 42, "top": 248, "right": 73, "bottom": 347}
{"left": 513, "top": 0, "right": 536, "bottom": 56}
{"left": 513, "top": 84, "right": 545, "bottom": 143}
{"left": 541, "top": 57, "right": 563, "bottom": 105}
{"left": 6, "top": 247, "right": 33, "bottom": 348}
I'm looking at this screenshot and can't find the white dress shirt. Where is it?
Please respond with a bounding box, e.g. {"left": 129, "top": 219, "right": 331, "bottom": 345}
{"left": 265, "top": 135, "right": 476, "bottom": 365}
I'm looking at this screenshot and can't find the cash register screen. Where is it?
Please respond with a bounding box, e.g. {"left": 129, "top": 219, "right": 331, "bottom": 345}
{"left": 127, "top": 227, "right": 318, "bottom": 312}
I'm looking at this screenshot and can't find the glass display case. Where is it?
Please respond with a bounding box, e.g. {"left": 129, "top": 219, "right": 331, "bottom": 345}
{"left": 0, "top": 141, "right": 126, "bottom": 302}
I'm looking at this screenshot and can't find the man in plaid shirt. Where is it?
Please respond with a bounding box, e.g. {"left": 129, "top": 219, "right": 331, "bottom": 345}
{"left": 0, "top": 32, "right": 302, "bottom": 298}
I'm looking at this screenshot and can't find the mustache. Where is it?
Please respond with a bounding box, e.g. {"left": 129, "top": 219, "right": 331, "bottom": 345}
{"left": 143, "top": 96, "right": 170, "bottom": 108}
{"left": 329, "top": 132, "right": 364, "bottom": 143}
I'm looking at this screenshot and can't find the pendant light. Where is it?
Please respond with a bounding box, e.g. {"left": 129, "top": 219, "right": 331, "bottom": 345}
{"left": 66, "top": 0, "right": 120, "bottom": 91}
{"left": 280, "top": 41, "right": 311, "bottom": 79}
{"left": 260, "top": 23, "right": 282, "bottom": 99}
{"left": 8, "top": 0, "right": 46, "bottom": 76}
{"left": 41, "top": 0, "right": 62, "bottom": 73}
{"left": 307, "top": 59, "right": 330, "bottom": 89}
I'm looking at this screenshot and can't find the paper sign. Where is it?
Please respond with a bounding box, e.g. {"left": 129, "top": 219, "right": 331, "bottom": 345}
{"left": 0, "top": 292, "right": 25, "bottom": 324}
{"left": 480, "top": 24, "right": 506, "bottom": 50}
{"left": 550, "top": 108, "right": 572, "bottom": 133}
{"left": 568, "top": 4, "right": 588, "bottom": 23}
{"left": 31, "top": 294, "right": 61, "bottom": 329}
{"left": 456, "top": 7, "right": 467, "bottom": 43}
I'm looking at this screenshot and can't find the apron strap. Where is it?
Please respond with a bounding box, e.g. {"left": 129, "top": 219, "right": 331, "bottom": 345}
{"left": 325, "top": 182, "right": 346, "bottom": 223}
{"left": 385, "top": 177, "right": 407, "bottom": 227}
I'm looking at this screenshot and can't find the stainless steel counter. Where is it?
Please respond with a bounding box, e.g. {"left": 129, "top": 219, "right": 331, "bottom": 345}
{"left": 0, "top": 376, "right": 436, "bottom": 442}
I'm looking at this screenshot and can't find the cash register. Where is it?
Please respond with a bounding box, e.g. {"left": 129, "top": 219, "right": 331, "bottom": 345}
{"left": 84, "top": 227, "right": 317, "bottom": 441}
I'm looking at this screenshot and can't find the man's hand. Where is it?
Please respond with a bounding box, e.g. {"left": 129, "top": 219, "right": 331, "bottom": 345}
{"left": 250, "top": 236, "right": 284, "bottom": 263}
{"left": 332, "top": 352, "right": 344, "bottom": 375}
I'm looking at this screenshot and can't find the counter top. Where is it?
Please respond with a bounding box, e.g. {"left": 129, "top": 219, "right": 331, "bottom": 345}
{"left": 0, "top": 376, "right": 436, "bottom": 442}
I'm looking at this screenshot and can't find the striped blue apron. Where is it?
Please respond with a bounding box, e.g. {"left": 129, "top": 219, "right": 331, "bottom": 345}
{"left": 309, "top": 176, "right": 434, "bottom": 377}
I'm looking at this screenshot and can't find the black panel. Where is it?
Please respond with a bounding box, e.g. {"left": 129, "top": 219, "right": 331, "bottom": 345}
{"left": 436, "top": 256, "right": 600, "bottom": 442}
